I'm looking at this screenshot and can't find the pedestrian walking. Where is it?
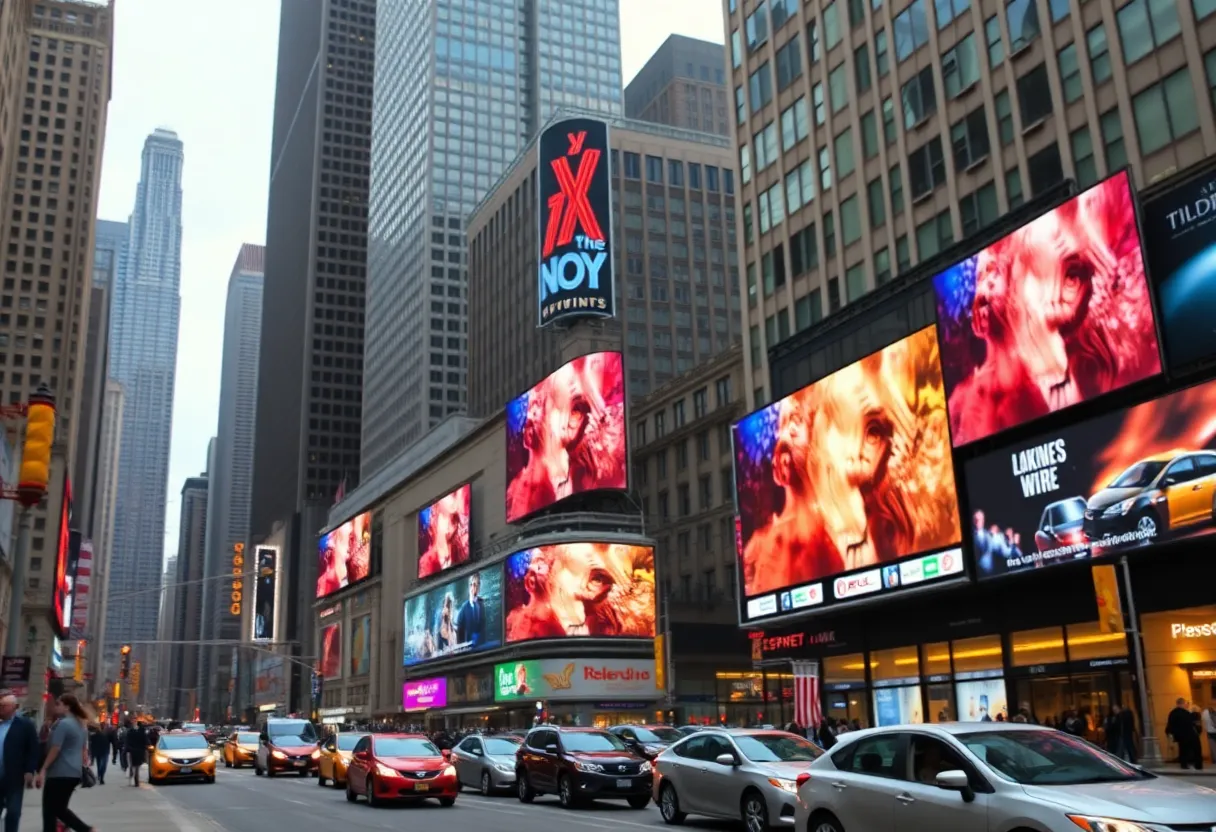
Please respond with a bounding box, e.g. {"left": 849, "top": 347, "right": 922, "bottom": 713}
{"left": 36, "top": 693, "right": 96, "bottom": 832}
{"left": 106, "top": 726, "right": 119, "bottom": 766}
{"left": 1202, "top": 705, "right": 1216, "bottom": 766}
{"left": 86, "top": 725, "right": 109, "bottom": 785}
{"left": 0, "top": 689, "right": 40, "bottom": 832}
{"left": 1166, "top": 698, "right": 1203, "bottom": 770}
{"left": 123, "top": 720, "right": 148, "bottom": 787}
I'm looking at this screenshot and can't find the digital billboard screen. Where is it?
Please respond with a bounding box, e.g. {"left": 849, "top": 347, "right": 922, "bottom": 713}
{"left": 932, "top": 171, "right": 1161, "bottom": 446}
{"left": 350, "top": 614, "right": 371, "bottom": 677}
{"left": 319, "top": 622, "right": 342, "bottom": 680}
{"left": 1141, "top": 170, "right": 1216, "bottom": 369}
{"left": 403, "top": 678, "right": 447, "bottom": 710}
{"left": 251, "top": 545, "right": 278, "bottom": 642}
{"left": 417, "top": 483, "right": 471, "bottom": 580}
{"left": 403, "top": 565, "right": 503, "bottom": 666}
{"left": 504, "top": 542, "right": 656, "bottom": 643}
{"left": 537, "top": 116, "right": 615, "bottom": 327}
{"left": 505, "top": 351, "right": 626, "bottom": 523}
{"left": 51, "top": 477, "right": 72, "bottom": 639}
{"left": 965, "top": 376, "right": 1216, "bottom": 579}
{"left": 732, "top": 326, "right": 964, "bottom": 623}
{"left": 316, "top": 511, "right": 372, "bottom": 598}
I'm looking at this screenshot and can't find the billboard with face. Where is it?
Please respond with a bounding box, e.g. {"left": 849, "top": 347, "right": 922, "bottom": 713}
{"left": 403, "top": 565, "right": 504, "bottom": 666}
{"left": 316, "top": 511, "right": 372, "bottom": 598}
{"left": 417, "top": 483, "right": 471, "bottom": 580}
{"left": 252, "top": 545, "right": 278, "bottom": 642}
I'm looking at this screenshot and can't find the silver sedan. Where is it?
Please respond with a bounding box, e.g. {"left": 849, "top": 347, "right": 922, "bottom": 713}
{"left": 653, "top": 728, "right": 824, "bottom": 832}
{"left": 797, "top": 722, "right": 1216, "bottom": 832}
{"left": 451, "top": 734, "right": 522, "bottom": 795}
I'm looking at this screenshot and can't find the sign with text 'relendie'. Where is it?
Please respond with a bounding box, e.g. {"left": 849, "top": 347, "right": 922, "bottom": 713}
{"left": 537, "top": 117, "right": 615, "bottom": 328}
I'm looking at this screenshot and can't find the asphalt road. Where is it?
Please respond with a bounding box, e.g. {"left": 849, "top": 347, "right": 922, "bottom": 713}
{"left": 151, "top": 765, "right": 740, "bottom": 832}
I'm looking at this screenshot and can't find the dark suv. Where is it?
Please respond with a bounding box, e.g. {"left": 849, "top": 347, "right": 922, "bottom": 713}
{"left": 516, "top": 726, "right": 652, "bottom": 809}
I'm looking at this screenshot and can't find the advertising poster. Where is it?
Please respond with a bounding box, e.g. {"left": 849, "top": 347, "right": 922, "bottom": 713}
{"left": 505, "top": 351, "right": 627, "bottom": 523}
{"left": 504, "top": 542, "right": 655, "bottom": 642}
{"left": 872, "top": 686, "right": 923, "bottom": 727}
{"left": 252, "top": 545, "right": 278, "bottom": 642}
{"left": 69, "top": 539, "right": 91, "bottom": 640}
{"left": 51, "top": 478, "right": 72, "bottom": 639}
{"left": 253, "top": 653, "right": 286, "bottom": 708}
{"left": 955, "top": 679, "right": 1008, "bottom": 722}
{"left": 350, "top": 614, "right": 371, "bottom": 676}
{"left": 493, "top": 658, "right": 657, "bottom": 702}
{"left": 403, "top": 565, "right": 503, "bottom": 665}
{"left": 932, "top": 171, "right": 1160, "bottom": 446}
{"left": 732, "top": 326, "right": 963, "bottom": 623}
{"left": 965, "top": 376, "right": 1216, "bottom": 578}
{"left": 537, "top": 116, "right": 615, "bottom": 327}
{"left": 319, "top": 622, "right": 342, "bottom": 680}
{"left": 403, "top": 678, "right": 447, "bottom": 710}
{"left": 1141, "top": 169, "right": 1216, "bottom": 369}
{"left": 417, "top": 483, "right": 471, "bottom": 579}
{"left": 316, "top": 511, "right": 372, "bottom": 598}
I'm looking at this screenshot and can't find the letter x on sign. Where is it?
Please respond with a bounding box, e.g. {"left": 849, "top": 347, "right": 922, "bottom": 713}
{"left": 542, "top": 130, "right": 605, "bottom": 258}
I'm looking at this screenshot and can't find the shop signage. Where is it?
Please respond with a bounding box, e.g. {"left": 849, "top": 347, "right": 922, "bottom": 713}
{"left": 319, "top": 602, "right": 342, "bottom": 618}
{"left": 493, "top": 658, "right": 656, "bottom": 703}
{"left": 231, "top": 543, "right": 244, "bottom": 616}
{"left": 1171, "top": 622, "right": 1216, "bottom": 639}
{"left": 403, "top": 677, "right": 447, "bottom": 710}
{"left": 747, "top": 626, "right": 851, "bottom": 661}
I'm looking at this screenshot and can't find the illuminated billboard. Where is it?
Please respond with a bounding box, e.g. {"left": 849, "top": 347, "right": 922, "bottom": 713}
{"left": 319, "top": 622, "right": 342, "bottom": 680}
{"left": 417, "top": 483, "right": 471, "bottom": 580}
{"left": 251, "top": 545, "right": 278, "bottom": 642}
{"left": 403, "top": 565, "right": 504, "bottom": 666}
{"left": 51, "top": 477, "right": 72, "bottom": 639}
{"left": 932, "top": 171, "right": 1160, "bottom": 446}
{"left": 732, "top": 326, "right": 964, "bottom": 624}
{"left": 505, "top": 351, "right": 626, "bottom": 523}
{"left": 537, "top": 116, "right": 615, "bottom": 327}
{"left": 316, "top": 511, "right": 371, "bottom": 598}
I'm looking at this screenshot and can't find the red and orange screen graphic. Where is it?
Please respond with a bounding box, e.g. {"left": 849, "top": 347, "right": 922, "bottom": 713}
{"left": 504, "top": 542, "right": 656, "bottom": 642}
{"left": 417, "top": 483, "right": 471, "bottom": 580}
{"left": 933, "top": 171, "right": 1161, "bottom": 446}
{"left": 319, "top": 622, "right": 341, "bottom": 680}
{"left": 505, "top": 351, "right": 626, "bottom": 523}
{"left": 732, "top": 326, "right": 962, "bottom": 597}
{"left": 316, "top": 511, "right": 372, "bottom": 598}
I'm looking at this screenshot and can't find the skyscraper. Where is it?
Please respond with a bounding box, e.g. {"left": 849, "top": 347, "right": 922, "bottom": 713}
{"left": 199, "top": 244, "right": 263, "bottom": 722}
{"left": 103, "top": 129, "right": 184, "bottom": 671}
{"left": 624, "top": 35, "right": 730, "bottom": 136}
{"left": 88, "top": 380, "right": 123, "bottom": 685}
{"left": 359, "top": 0, "right": 624, "bottom": 477}
{"left": 165, "top": 458, "right": 208, "bottom": 720}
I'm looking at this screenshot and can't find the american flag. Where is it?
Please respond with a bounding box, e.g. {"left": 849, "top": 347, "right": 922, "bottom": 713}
{"left": 69, "top": 539, "right": 92, "bottom": 640}
{"left": 793, "top": 661, "right": 822, "bottom": 729}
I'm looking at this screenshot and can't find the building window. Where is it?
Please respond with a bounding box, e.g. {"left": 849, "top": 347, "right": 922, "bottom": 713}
{"left": 740, "top": 145, "right": 752, "bottom": 184}
{"left": 861, "top": 109, "right": 879, "bottom": 158}
{"left": 848, "top": 0, "right": 866, "bottom": 27}
{"left": 1071, "top": 126, "right": 1097, "bottom": 188}
{"left": 716, "top": 375, "right": 732, "bottom": 406}
{"left": 824, "top": 1, "right": 842, "bottom": 48}
{"left": 673, "top": 400, "right": 686, "bottom": 428}
{"left": 915, "top": 208, "right": 953, "bottom": 259}
{"left": 654, "top": 411, "right": 666, "bottom": 438}
{"left": 951, "top": 106, "right": 990, "bottom": 171}
{"left": 959, "top": 181, "right": 999, "bottom": 235}
{"left": 875, "top": 246, "right": 892, "bottom": 284}
{"left": 693, "top": 388, "right": 708, "bottom": 419}
{"left": 1132, "top": 69, "right": 1199, "bottom": 155}
{"left": 786, "top": 158, "right": 815, "bottom": 211}
{"left": 776, "top": 35, "right": 803, "bottom": 91}
{"left": 1117, "top": 0, "right": 1180, "bottom": 65}
{"left": 754, "top": 122, "right": 778, "bottom": 171}
{"left": 985, "top": 14, "right": 1004, "bottom": 66}
{"left": 868, "top": 176, "right": 886, "bottom": 228}
{"left": 1087, "top": 24, "right": 1111, "bottom": 85}
{"left": 1016, "top": 63, "right": 1052, "bottom": 127}
{"left": 1006, "top": 166, "right": 1024, "bottom": 208}
{"left": 735, "top": 85, "right": 747, "bottom": 124}
{"left": 635, "top": 420, "right": 647, "bottom": 445}
{"left": 875, "top": 29, "right": 889, "bottom": 75}
{"left": 669, "top": 160, "right": 684, "bottom": 186}
{"left": 936, "top": 0, "right": 970, "bottom": 28}
{"left": 908, "top": 136, "right": 946, "bottom": 200}
{"left": 901, "top": 66, "right": 937, "bottom": 128}
{"left": 746, "top": 2, "right": 770, "bottom": 51}
{"left": 807, "top": 19, "right": 821, "bottom": 64}
{"left": 1101, "top": 108, "right": 1127, "bottom": 172}
{"left": 790, "top": 224, "right": 819, "bottom": 275}
{"left": 623, "top": 152, "right": 641, "bottom": 179}
{"left": 1206, "top": 48, "right": 1216, "bottom": 111}
{"left": 758, "top": 182, "right": 785, "bottom": 232}
{"left": 813, "top": 82, "right": 826, "bottom": 125}
{"left": 794, "top": 290, "right": 823, "bottom": 329}
{"left": 1198, "top": 0, "right": 1216, "bottom": 21}
{"left": 646, "top": 155, "right": 664, "bottom": 183}
{"left": 828, "top": 276, "right": 841, "bottom": 312}
{"left": 731, "top": 29, "right": 742, "bottom": 68}
{"left": 1028, "top": 143, "right": 1063, "bottom": 196}
{"left": 1006, "top": 0, "right": 1040, "bottom": 51}
{"left": 845, "top": 262, "right": 867, "bottom": 302}
{"left": 894, "top": 0, "right": 929, "bottom": 61}
{"left": 896, "top": 234, "right": 912, "bottom": 271}
{"left": 829, "top": 63, "right": 848, "bottom": 113}
{"left": 841, "top": 194, "right": 862, "bottom": 245}
{"left": 749, "top": 64, "right": 773, "bottom": 112}
{"left": 942, "top": 33, "right": 980, "bottom": 99}
{"left": 823, "top": 210, "right": 836, "bottom": 258}
{"left": 835, "top": 127, "right": 855, "bottom": 178}
{"left": 882, "top": 97, "right": 897, "bottom": 145}
{"left": 855, "top": 42, "right": 872, "bottom": 93}
{"left": 772, "top": 0, "right": 795, "bottom": 28}
{"left": 994, "top": 89, "right": 1014, "bottom": 145}
{"left": 781, "top": 98, "right": 809, "bottom": 150}
{"left": 819, "top": 146, "right": 833, "bottom": 190}
{"left": 1048, "top": 0, "right": 1069, "bottom": 21}
{"left": 889, "top": 162, "right": 905, "bottom": 215}
{"left": 1058, "top": 43, "right": 1082, "bottom": 104}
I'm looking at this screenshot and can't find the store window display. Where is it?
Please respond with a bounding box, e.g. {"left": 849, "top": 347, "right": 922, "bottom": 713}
{"left": 922, "top": 641, "right": 953, "bottom": 721}
{"left": 951, "top": 634, "right": 1005, "bottom": 725}
{"left": 870, "top": 646, "right": 923, "bottom": 727}
{"left": 823, "top": 654, "right": 869, "bottom": 730}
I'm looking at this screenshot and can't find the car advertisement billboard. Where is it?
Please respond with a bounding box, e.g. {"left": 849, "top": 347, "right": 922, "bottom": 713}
{"left": 251, "top": 545, "right": 278, "bottom": 642}
{"left": 316, "top": 511, "right": 372, "bottom": 598}
{"left": 1141, "top": 169, "right": 1216, "bottom": 369}
{"left": 932, "top": 171, "right": 1160, "bottom": 446}
{"left": 403, "top": 565, "right": 503, "bottom": 666}
{"left": 505, "top": 351, "right": 626, "bottom": 523}
{"left": 537, "top": 116, "right": 615, "bottom": 327}
{"left": 964, "top": 376, "right": 1216, "bottom": 579}
{"left": 417, "top": 482, "right": 471, "bottom": 580}
{"left": 503, "top": 542, "right": 656, "bottom": 643}
{"left": 732, "top": 326, "right": 964, "bottom": 624}
{"left": 493, "top": 658, "right": 658, "bottom": 703}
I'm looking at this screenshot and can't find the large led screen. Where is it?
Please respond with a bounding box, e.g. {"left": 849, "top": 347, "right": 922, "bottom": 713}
{"left": 403, "top": 565, "right": 503, "bottom": 666}
{"left": 316, "top": 511, "right": 372, "bottom": 598}
{"left": 251, "top": 545, "right": 278, "bottom": 643}
{"left": 417, "top": 483, "right": 471, "bottom": 580}
{"left": 319, "top": 622, "right": 342, "bottom": 680}
{"left": 51, "top": 477, "right": 72, "bottom": 639}
{"left": 965, "top": 377, "right": 1216, "bottom": 579}
{"left": 505, "top": 351, "right": 627, "bottom": 523}
{"left": 1142, "top": 170, "right": 1216, "bottom": 369}
{"left": 933, "top": 171, "right": 1161, "bottom": 446}
{"left": 732, "top": 326, "right": 964, "bottom": 623}
{"left": 504, "top": 542, "right": 656, "bottom": 642}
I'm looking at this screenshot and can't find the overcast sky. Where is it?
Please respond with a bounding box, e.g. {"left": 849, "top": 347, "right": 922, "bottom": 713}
{"left": 95, "top": 0, "right": 725, "bottom": 561}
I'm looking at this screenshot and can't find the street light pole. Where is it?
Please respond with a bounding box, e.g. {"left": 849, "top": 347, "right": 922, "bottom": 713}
{"left": 4, "top": 508, "right": 32, "bottom": 657}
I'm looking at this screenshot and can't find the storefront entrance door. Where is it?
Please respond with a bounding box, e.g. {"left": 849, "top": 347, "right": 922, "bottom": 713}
{"left": 1014, "top": 672, "right": 1118, "bottom": 739}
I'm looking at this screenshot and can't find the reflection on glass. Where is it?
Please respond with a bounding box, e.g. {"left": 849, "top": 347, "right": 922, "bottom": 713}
{"left": 824, "top": 692, "right": 869, "bottom": 729}
{"left": 952, "top": 634, "right": 1002, "bottom": 677}
{"left": 922, "top": 641, "right": 951, "bottom": 680}
{"left": 1011, "top": 626, "right": 1065, "bottom": 666}
{"left": 956, "top": 678, "right": 1009, "bottom": 722}
{"left": 927, "top": 683, "right": 953, "bottom": 721}
{"left": 824, "top": 654, "right": 866, "bottom": 686}
{"left": 872, "top": 685, "right": 923, "bottom": 726}
{"left": 1066, "top": 622, "right": 1127, "bottom": 661}
{"left": 871, "top": 645, "right": 920, "bottom": 682}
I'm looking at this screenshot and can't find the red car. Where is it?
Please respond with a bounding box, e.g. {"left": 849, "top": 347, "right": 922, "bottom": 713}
{"left": 345, "top": 733, "right": 458, "bottom": 807}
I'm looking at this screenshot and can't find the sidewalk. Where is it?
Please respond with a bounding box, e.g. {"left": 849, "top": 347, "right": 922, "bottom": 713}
{"left": 15, "top": 781, "right": 215, "bottom": 832}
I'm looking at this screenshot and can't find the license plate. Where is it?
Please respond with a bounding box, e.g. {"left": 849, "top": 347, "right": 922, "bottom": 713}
{"left": 179, "top": 767, "right": 193, "bottom": 773}
{"left": 414, "top": 783, "right": 430, "bottom": 792}
{"left": 616, "top": 778, "right": 631, "bottom": 789}
{"left": 295, "top": 761, "right": 306, "bottom": 767}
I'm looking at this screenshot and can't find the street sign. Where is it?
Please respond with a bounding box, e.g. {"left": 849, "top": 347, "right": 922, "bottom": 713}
{"left": 1, "top": 655, "right": 30, "bottom": 697}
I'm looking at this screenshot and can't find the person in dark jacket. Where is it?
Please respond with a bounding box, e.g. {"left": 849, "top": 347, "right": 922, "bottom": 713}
{"left": 87, "top": 725, "right": 110, "bottom": 785}
{"left": 1166, "top": 698, "right": 1203, "bottom": 770}
{"left": 0, "top": 689, "right": 40, "bottom": 832}
{"left": 123, "top": 721, "right": 149, "bottom": 786}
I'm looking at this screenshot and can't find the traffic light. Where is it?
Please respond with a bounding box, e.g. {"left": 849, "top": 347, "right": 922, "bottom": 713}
{"left": 17, "top": 384, "right": 55, "bottom": 507}
{"left": 119, "top": 645, "right": 131, "bottom": 679}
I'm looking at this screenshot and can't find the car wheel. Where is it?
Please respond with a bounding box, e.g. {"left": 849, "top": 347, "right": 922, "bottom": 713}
{"left": 254, "top": 764, "right": 263, "bottom": 777}
{"left": 480, "top": 771, "right": 492, "bottom": 796}
{"left": 317, "top": 770, "right": 327, "bottom": 787}
{"left": 808, "top": 811, "right": 845, "bottom": 832}
{"left": 346, "top": 781, "right": 357, "bottom": 803}
{"left": 366, "top": 776, "right": 379, "bottom": 808}
{"left": 517, "top": 771, "right": 535, "bottom": 803}
{"left": 627, "top": 795, "right": 650, "bottom": 809}
{"left": 1136, "top": 512, "right": 1158, "bottom": 538}
{"left": 439, "top": 796, "right": 456, "bottom": 807}
{"left": 205, "top": 775, "right": 216, "bottom": 784}
{"left": 266, "top": 768, "right": 276, "bottom": 778}
{"left": 558, "top": 774, "right": 579, "bottom": 809}
{"left": 742, "top": 790, "right": 769, "bottom": 832}
{"left": 659, "top": 782, "right": 686, "bottom": 824}
{"left": 332, "top": 774, "right": 343, "bottom": 790}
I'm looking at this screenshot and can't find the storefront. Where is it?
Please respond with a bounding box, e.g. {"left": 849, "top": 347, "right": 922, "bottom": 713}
{"left": 491, "top": 657, "right": 662, "bottom": 728}
{"left": 1141, "top": 605, "right": 1216, "bottom": 761}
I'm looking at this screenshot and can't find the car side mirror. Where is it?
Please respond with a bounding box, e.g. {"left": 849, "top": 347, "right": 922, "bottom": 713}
{"left": 545, "top": 743, "right": 559, "bottom": 754}
{"left": 715, "top": 753, "right": 738, "bottom": 767}
{"left": 935, "top": 770, "right": 975, "bottom": 803}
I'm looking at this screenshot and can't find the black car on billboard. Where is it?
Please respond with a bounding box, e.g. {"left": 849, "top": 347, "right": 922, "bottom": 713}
{"left": 1034, "top": 497, "right": 1088, "bottom": 555}
{"left": 1083, "top": 450, "right": 1216, "bottom": 548}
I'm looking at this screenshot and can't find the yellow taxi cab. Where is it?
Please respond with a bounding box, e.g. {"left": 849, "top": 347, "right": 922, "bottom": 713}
{"left": 316, "top": 732, "right": 368, "bottom": 788}
{"left": 223, "top": 730, "right": 260, "bottom": 769}
{"left": 149, "top": 730, "right": 217, "bottom": 785}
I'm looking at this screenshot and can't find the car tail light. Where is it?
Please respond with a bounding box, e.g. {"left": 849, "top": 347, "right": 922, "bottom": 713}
{"left": 795, "top": 772, "right": 811, "bottom": 788}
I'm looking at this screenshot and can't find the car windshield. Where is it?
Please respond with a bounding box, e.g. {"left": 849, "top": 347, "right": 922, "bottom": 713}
{"left": 159, "top": 734, "right": 209, "bottom": 750}
{"left": 375, "top": 738, "right": 440, "bottom": 757}
{"left": 485, "top": 738, "right": 521, "bottom": 755}
{"left": 336, "top": 735, "right": 364, "bottom": 751}
{"left": 1049, "top": 499, "right": 1085, "bottom": 525}
{"left": 632, "top": 727, "right": 681, "bottom": 742}
{"left": 268, "top": 720, "right": 317, "bottom": 744}
{"left": 1110, "top": 461, "right": 1166, "bottom": 488}
{"left": 735, "top": 734, "right": 823, "bottom": 762}
{"left": 182, "top": 723, "right": 206, "bottom": 732}
{"left": 236, "top": 732, "right": 259, "bottom": 744}
{"left": 562, "top": 732, "right": 629, "bottom": 753}
{"left": 960, "top": 730, "right": 1150, "bottom": 785}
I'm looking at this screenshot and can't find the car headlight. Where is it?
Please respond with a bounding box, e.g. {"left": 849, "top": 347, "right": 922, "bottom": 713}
{"left": 311, "top": 750, "right": 321, "bottom": 759}
{"left": 494, "top": 763, "right": 515, "bottom": 773}
{"left": 643, "top": 745, "right": 662, "bottom": 756}
{"left": 1065, "top": 816, "right": 1154, "bottom": 832}
{"left": 639, "top": 760, "right": 652, "bottom": 773}
{"left": 575, "top": 761, "right": 604, "bottom": 773}
{"left": 768, "top": 777, "right": 798, "bottom": 794}
{"left": 444, "top": 765, "right": 456, "bottom": 777}
{"left": 271, "top": 750, "right": 287, "bottom": 760}
{"left": 1118, "top": 498, "right": 1137, "bottom": 515}
{"left": 376, "top": 762, "right": 399, "bottom": 777}
{"left": 204, "top": 754, "right": 215, "bottom": 763}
